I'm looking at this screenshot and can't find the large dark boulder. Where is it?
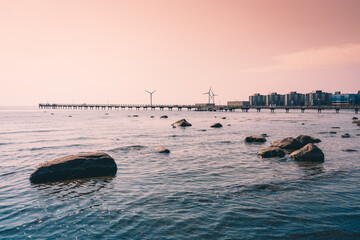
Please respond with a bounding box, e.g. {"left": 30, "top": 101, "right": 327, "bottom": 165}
{"left": 271, "top": 137, "right": 302, "bottom": 150}
{"left": 245, "top": 136, "right": 266, "bottom": 143}
{"left": 258, "top": 147, "right": 285, "bottom": 158}
{"left": 352, "top": 120, "right": 360, "bottom": 124}
{"left": 172, "top": 119, "right": 192, "bottom": 127}
{"left": 211, "top": 123, "right": 223, "bottom": 128}
{"left": 289, "top": 144, "right": 324, "bottom": 162}
{"left": 30, "top": 152, "right": 117, "bottom": 184}
{"left": 295, "top": 135, "right": 321, "bottom": 146}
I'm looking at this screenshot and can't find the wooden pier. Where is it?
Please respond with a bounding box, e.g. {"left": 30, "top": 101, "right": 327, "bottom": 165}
{"left": 38, "top": 103, "right": 359, "bottom": 113}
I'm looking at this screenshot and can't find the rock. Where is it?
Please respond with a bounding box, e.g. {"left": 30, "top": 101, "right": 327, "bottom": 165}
{"left": 358, "top": 123, "right": 360, "bottom": 126}
{"left": 289, "top": 143, "right": 324, "bottom": 162}
{"left": 160, "top": 115, "right": 168, "bottom": 119}
{"left": 352, "top": 120, "right": 360, "bottom": 124}
{"left": 245, "top": 136, "right": 266, "bottom": 143}
{"left": 342, "top": 149, "right": 357, "bottom": 152}
{"left": 68, "top": 115, "right": 72, "bottom": 117}
{"left": 271, "top": 137, "right": 302, "bottom": 149}
{"left": 172, "top": 119, "right": 192, "bottom": 127}
{"left": 331, "top": 127, "right": 340, "bottom": 129}
{"left": 227, "top": 124, "right": 231, "bottom": 126}
{"left": 352, "top": 117, "right": 358, "bottom": 120}
{"left": 329, "top": 131, "right": 337, "bottom": 134}
{"left": 221, "top": 117, "right": 226, "bottom": 119}
{"left": 155, "top": 146, "right": 170, "bottom": 153}
{"left": 133, "top": 115, "right": 139, "bottom": 117}
{"left": 258, "top": 147, "right": 285, "bottom": 158}
{"left": 341, "top": 133, "right": 350, "bottom": 138}
{"left": 150, "top": 116, "right": 154, "bottom": 118}
{"left": 301, "top": 123, "right": 305, "bottom": 125}
{"left": 30, "top": 152, "right": 117, "bottom": 184}
{"left": 211, "top": 123, "right": 223, "bottom": 128}
{"left": 295, "top": 135, "right": 321, "bottom": 146}
{"left": 261, "top": 134, "right": 269, "bottom": 137}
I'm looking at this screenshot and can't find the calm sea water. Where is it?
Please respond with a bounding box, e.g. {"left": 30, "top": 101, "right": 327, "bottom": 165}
{"left": 0, "top": 106, "right": 359, "bottom": 239}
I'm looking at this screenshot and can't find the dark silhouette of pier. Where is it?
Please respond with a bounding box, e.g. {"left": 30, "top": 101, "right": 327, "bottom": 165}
{"left": 39, "top": 103, "right": 359, "bottom": 113}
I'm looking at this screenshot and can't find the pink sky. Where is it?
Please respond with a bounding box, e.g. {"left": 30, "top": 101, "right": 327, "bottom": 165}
{"left": 1, "top": 0, "right": 359, "bottom": 105}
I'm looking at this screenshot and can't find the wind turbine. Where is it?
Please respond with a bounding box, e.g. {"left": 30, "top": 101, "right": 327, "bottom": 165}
{"left": 210, "top": 89, "right": 218, "bottom": 105}
{"left": 146, "top": 90, "right": 156, "bottom": 107}
{"left": 203, "top": 87, "right": 212, "bottom": 105}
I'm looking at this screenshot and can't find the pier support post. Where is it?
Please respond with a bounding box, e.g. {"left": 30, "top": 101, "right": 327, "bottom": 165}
{"left": 257, "top": 108, "right": 261, "bottom": 112}
{"left": 335, "top": 109, "right": 339, "bottom": 113}
{"left": 318, "top": 109, "right": 322, "bottom": 113}
{"left": 355, "top": 109, "right": 358, "bottom": 114}
{"left": 301, "top": 108, "right": 305, "bottom": 113}
{"left": 285, "top": 108, "right": 289, "bottom": 113}
{"left": 270, "top": 108, "right": 275, "bottom": 113}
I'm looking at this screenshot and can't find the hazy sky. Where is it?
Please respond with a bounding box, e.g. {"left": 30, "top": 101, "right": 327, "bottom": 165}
{"left": 1, "top": 0, "right": 360, "bottom": 106}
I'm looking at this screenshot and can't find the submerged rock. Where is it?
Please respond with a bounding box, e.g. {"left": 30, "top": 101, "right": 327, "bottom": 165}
{"left": 341, "top": 133, "right": 350, "bottom": 138}
{"left": 132, "top": 115, "right": 139, "bottom": 117}
{"left": 352, "top": 120, "right": 360, "bottom": 124}
{"left": 245, "top": 136, "right": 266, "bottom": 143}
{"left": 150, "top": 116, "right": 155, "bottom": 118}
{"left": 160, "top": 115, "right": 168, "bottom": 119}
{"left": 172, "top": 119, "right": 192, "bottom": 127}
{"left": 295, "top": 135, "right": 321, "bottom": 146}
{"left": 271, "top": 137, "right": 302, "bottom": 150}
{"left": 211, "top": 123, "right": 223, "bottom": 128}
{"left": 221, "top": 117, "right": 226, "bottom": 119}
{"left": 30, "top": 152, "right": 117, "bottom": 184}
{"left": 261, "top": 134, "right": 269, "bottom": 137}
{"left": 352, "top": 117, "right": 358, "bottom": 120}
{"left": 289, "top": 144, "right": 324, "bottom": 162}
{"left": 258, "top": 147, "right": 285, "bottom": 158}
{"left": 155, "top": 146, "right": 170, "bottom": 153}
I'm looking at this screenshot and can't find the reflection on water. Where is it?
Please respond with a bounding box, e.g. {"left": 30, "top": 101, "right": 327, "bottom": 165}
{"left": 295, "top": 161, "right": 325, "bottom": 178}
{"left": 0, "top": 108, "right": 359, "bottom": 239}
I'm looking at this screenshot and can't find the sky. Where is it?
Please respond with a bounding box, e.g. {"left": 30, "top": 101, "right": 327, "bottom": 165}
{"left": 1, "top": 0, "right": 360, "bottom": 106}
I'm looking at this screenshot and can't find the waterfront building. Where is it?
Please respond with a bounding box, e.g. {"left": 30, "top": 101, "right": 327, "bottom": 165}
{"left": 249, "top": 93, "right": 266, "bottom": 106}
{"left": 266, "top": 92, "right": 285, "bottom": 106}
{"left": 305, "top": 90, "right": 332, "bottom": 106}
{"left": 285, "top": 91, "right": 305, "bottom": 106}
{"left": 332, "top": 91, "right": 358, "bottom": 105}
{"left": 227, "top": 101, "right": 250, "bottom": 107}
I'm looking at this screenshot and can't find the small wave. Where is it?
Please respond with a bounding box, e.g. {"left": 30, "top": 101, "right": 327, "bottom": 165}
{"left": 0, "top": 171, "right": 16, "bottom": 177}
{"left": 108, "top": 145, "right": 147, "bottom": 152}
{"left": 0, "top": 129, "right": 58, "bottom": 135}
{"left": 29, "top": 144, "right": 84, "bottom": 151}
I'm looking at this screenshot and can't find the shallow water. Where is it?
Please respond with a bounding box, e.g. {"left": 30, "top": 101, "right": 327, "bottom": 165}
{"left": 0, "top": 107, "right": 360, "bottom": 239}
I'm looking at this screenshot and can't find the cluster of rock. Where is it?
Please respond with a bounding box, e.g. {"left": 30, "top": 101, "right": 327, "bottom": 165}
{"left": 30, "top": 117, "right": 335, "bottom": 184}
{"left": 256, "top": 135, "right": 324, "bottom": 162}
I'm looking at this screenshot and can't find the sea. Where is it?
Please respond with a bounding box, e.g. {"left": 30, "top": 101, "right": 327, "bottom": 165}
{"left": 0, "top": 106, "right": 359, "bottom": 240}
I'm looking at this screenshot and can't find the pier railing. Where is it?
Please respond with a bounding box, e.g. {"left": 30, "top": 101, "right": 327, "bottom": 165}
{"left": 38, "top": 103, "right": 359, "bottom": 113}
